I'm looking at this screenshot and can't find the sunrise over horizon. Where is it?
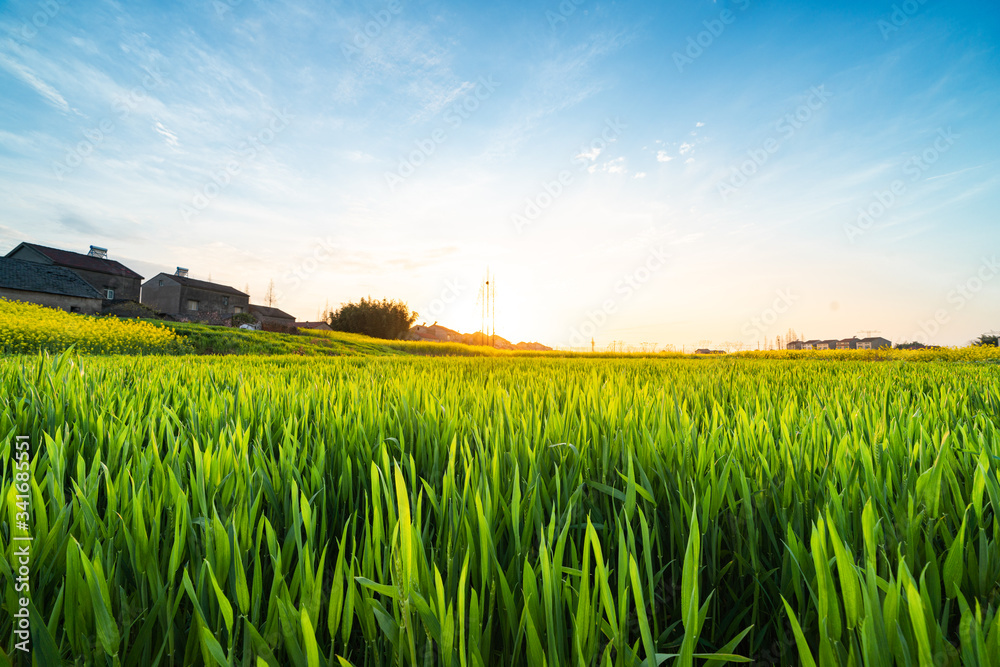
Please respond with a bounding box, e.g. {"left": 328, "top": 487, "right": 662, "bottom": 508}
{"left": 0, "top": 0, "right": 997, "bottom": 350}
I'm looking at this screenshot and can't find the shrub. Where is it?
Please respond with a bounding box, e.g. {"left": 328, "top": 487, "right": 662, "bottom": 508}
{"left": 231, "top": 312, "right": 258, "bottom": 327}
{"left": 326, "top": 296, "right": 416, "bottom": 340}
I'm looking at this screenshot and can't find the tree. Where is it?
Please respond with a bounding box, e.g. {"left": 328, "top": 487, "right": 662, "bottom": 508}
{"left": 264, "top": 280, "right": 277, "bottom": 307}
{"left": 973, "top": 332, "right": 999, "bottom": 347}
{"left": 326, "top": 297, "right": 417, "bottom": 340}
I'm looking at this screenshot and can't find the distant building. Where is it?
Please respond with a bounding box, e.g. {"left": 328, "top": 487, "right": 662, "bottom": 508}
{"left": 786, "top": 340, "right": 805, "bottom": 350}
{"left": 407, "top": 323, "right": 461, "bottom": 342}
{"left": 296, "top": 321, "right": 332, "bottom": 331}
{"left": 858, "top": 336, "right": 891, "bottom": 350}
{"left": 816, "top": 339, "right": 841, "bottom": 351}
{"left": 140, "top": 268, "right": 249, "bottom": 320}
{"left": 802, "top": 339, "right": 823, "bottom": 350}
{"left": 0, "top": 256, "right": 103, "bottom": 314}
{"left": 249, "top": 304, "right": 296, "bottom": 327}
{"left": 837, "top": 337, "right": 861, "bottom": 350}
{"left": 5, "top": 243, "right": 143, "bottom": 304}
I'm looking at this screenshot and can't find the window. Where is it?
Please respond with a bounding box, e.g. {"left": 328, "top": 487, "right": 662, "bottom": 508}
{"left": 158, "top": 280, "right": 164, "bottom": 287}
{"left": 70, "top": 306, "right": 81, "bottom": 313}
{"left": 187, "top": 300, "right": 199, "bottom": 311}
{"left": 234, "top": 306, "right": 243, "bottom": 314}
{"left": 105, "top": 289, "right": 114, "bottom": 300}
{"left": 224, "top": 296, "right": 229, "bottom": 306}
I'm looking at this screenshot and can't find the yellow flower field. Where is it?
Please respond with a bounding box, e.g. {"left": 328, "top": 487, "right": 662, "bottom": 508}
{"left": 0, "top": 298, "right": 184, "bottom": 354}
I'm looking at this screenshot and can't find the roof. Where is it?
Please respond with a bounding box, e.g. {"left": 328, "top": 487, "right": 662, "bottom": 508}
{"left": 0, "top": 257, "right": 103, "bottom": 300}
{"left": 860, "top": 336, "right": 889, "bottom": 342}
{"left": 249, "top": 304, "right": 295, "bottom": 320}
{"left": 9, "top": 242, "right": 143, "bottom": 280}
{"left": 151, "top": 272, "right": 248, "bottom": 297}
{"left": 296, "top": 321, "right": 332, "bottom": 330}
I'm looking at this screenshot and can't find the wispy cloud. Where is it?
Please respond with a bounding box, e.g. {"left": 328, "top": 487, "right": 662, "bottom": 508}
{"left": 0, "top": 51, "right": 72, "bottom": 114}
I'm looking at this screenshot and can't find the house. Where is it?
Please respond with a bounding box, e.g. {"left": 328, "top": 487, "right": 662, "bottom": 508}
{"left": 407, "top": 323, "right": 461, "bottom": 342}
{"left": 801, "top": 339, "right": 823, "bottom": 350}
{"left": 858, "top": 336, "right": 891, "bottom": 350}
{"left": 5, "top": 243, "right": 143, "bottom": 304}
{"left": 249, "top": 304, "right": 295, "bottom": 327}
{"left": 786, "top": 340, "right": 805, "bottom": 350}
{"left": 296, "top": 321, "right": 332, "bottom": 331}
{"left": 0, "top": 256, "right": 103, "bottom": 315}
{"left": 815, "top": 339, "right": 841, "bottom": 351}
{"left": 140, "top": 268, "right": 249, "bottom": 321}
{"left": 837, "top": 337, "right": 861, "bottom": 350}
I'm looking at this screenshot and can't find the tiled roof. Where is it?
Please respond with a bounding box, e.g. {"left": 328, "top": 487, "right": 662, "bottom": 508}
{"left": 0, "top": 257, "right": 103, "bottom": 299}
{"left": 15, "top": 243, "right": 143, "bottom": 279}
{"left": 249, "top": 304, "right": 295, "bottom": 320}
{"left": 162, "top": 273, "right": 248, "bottom": 297}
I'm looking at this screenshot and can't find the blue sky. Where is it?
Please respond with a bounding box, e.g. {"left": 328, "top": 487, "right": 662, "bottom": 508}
{"left": 0, "top": 0, "right": 997, "bottom": 349}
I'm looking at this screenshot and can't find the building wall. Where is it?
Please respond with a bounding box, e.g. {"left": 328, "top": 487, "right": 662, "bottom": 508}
{"left": 140, "top": 279, "right": 183, "bottom": 314}
{"left": 0, "top": 288, "right": 101, "bottom": 315}
{"left": 67, "top": 268, "right": 141, "bottom": 302}
{"left": 257, "top": 314, "right": 295, "bottom": 326}
{"left": 178, "top": 286, "right": 249, "bottom": 320}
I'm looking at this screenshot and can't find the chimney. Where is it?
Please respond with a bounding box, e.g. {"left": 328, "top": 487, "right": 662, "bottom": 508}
{"left": 88, "top": 245, "right": 108, "bottom": 258}
{"left": 175, "top": 267, "right": 189, "bottom": 277}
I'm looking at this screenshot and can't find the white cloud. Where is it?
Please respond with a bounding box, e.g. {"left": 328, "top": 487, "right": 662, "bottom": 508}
{"left": 696, "top": 121, "right": 705, "bottom": 127}
{"left": 633, "top": 172, "right": 646, "bottom": 179}
{"left": 588, "top": 156, "right": 627, "bottom": 174}
{"left": 0, "top": 52, "right": 71, "bottom": 114}
{"left": 679, "top": 142, "right": 694, "bottom": 155}
{"left": 153, "top": 121, "right": 179, "bottom": 147}
{"left": 656, "top": 150, "right": 672, "bottom": 162}
{"left": 576, "top": 146, "right": 602, "bottom": 161}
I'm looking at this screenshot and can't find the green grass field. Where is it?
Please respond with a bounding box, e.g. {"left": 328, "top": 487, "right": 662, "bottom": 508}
{"left": 1, "top": 351, "right": 999, "bottom": 666}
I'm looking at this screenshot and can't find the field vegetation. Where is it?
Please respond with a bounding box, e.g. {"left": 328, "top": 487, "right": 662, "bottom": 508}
{"left": 1, "top": 352, "right": 998, "bottom": 666}
{"left": 0, "top": 300, "right": 183, "bottom": 355}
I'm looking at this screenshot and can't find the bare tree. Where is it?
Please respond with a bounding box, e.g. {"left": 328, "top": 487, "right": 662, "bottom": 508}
{"left": 264, "top": 279, "right": 277, "bottom": 307}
